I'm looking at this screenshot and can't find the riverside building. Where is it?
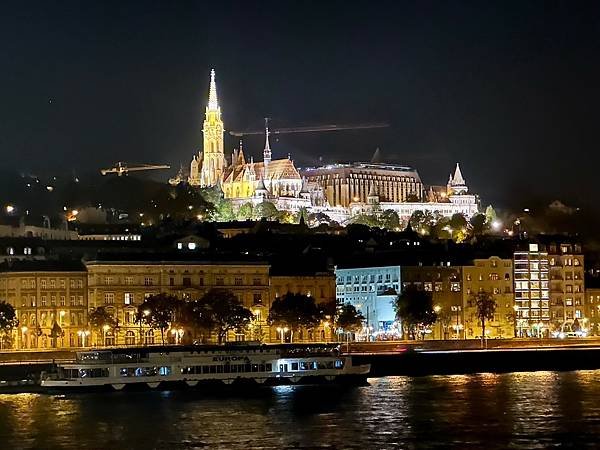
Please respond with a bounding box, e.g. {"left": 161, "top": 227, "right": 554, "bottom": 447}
{"left": 334, "top": 265, "right": 400, "bottom": 338}
{"left": 0, "top": 261, "right": 87, "bottom": 349}
{"left": 85, "top": 256, "right": 271, "bottom": 346}
{"left": 462, "top": 257, "right": 514, "bottom": 339}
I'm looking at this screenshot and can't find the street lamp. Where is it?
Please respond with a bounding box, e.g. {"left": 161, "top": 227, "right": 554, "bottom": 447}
{"left": 170, "top": 328, "right": 184, "bottom": 344}
{"left": 434, "top": 305, "right": 442, "bottom": 340}
{"left": 77, "top": 329, "right": 90, "bottom": 347}
{"left": 276, "top": 327, "right": 288, "bottom": 344}
{"left": 20, "top": 326, "right": 28, "bottom": 349}
{"left": 140, "top": 309, "right": 151, "bottom": 345}
{"left": 102, "top": 324, "right": 110, "bottom": 346}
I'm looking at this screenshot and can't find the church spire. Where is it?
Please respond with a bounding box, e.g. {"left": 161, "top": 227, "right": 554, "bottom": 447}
{"left": 208, "top": 69, "right": 218, "bottom": 111}
{"left": 452, "top": 163, "right": 465, "bottom": 185}
{"left": 263, "top": 118, "right": 272, "bottom": 168}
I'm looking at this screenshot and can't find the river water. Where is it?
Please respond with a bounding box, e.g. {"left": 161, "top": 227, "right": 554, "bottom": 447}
{"left": 1, "top": 371, "right": 600, "bottom": 449}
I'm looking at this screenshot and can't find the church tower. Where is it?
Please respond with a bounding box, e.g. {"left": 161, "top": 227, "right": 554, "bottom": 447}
{"left": 263, "top": 119, "right": 272, "bottom": 178}
{"left": 200, "top": 69, "right": 225, "bottom": 187}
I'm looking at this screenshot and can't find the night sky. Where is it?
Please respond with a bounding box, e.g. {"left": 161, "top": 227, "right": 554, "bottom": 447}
{"left": 1, "top": 1, "right": 599, "bottom": 210}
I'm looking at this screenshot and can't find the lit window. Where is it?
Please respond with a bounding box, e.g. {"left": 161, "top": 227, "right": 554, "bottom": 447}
{"left": 124, "top": 293, "right": 133, "bottom": 305}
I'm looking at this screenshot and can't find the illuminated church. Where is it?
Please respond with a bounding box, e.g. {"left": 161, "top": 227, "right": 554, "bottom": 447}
{"left": 184, "top": 70, "right": 311, "bottom": 211}
{"left": 173, "top": 69, "right": 479, "bottom": 223}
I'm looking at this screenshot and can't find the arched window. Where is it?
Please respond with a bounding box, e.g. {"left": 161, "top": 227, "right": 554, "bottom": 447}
{"left": 104, "top": 331, "right": 115, "bottom": 347}
{"left": 145, "top": 329, "right": 155, "bottom": 345}
{"left": 125, "top": 331, "right": 136, "bottom": 346}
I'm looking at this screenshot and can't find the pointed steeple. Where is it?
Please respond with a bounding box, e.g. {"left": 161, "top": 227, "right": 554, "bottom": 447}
{"left": 263, "top": 118, "right": 272, "bottom": 167}
{"left": 208, "top": 69, "right": 218, "bottom": 110}
{"left": 238, "top": 139, "right": 245, "bottom": 165}
{"left": 452, "top": 163, "right": 465, "bottom": 185}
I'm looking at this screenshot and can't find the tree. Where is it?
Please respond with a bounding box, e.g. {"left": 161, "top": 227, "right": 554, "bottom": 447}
{"left": 50, "top": 322, "right": 63, "bottom": 348}
{"left": 409, "top": 210, "right": 435, "bottom": 235}
{"left": 0, "top": 301, "right": 18, "bottom": 349}
{"left": 381, "top": 210, "right": 400, "bottom": 230}
{"left": 88, "top": 307, "right": 117, "bottom": 346}
{"left": 336, "top": 303, "right": 364, "bottom": 334}
{"left": 237, "top": 202, "right": 254, "bottom": 220}
{"left": 473, "top": 291, "right": 497, "bottom": 347}
{"left": 137, "top": 294, "right": 183, "bottom": 345}
{"left": 296, "top": 207, "right": 309, "bottom": 225}
{"left": 213, "top": 198, "right": 235, "bottom": 221}
{"left": 352, "top": 213, "right": 382, "bottom": 228}
{"left": 268, "top": 293, "right": 321, "bottom": 342}
{"left": 435, "top": 307, "right": 453, "bottom": 340}
{"left": 394, "top": 287, "right": 438, "bottom": 340}
{"left": 255, "top": 201, "right": 279, "bottom": 220}
{"left": 470, "top": 213, "right": 487, "bottom": 236}
{"left": 191, "top": 288, "right": 254, "bottom": 344}
{"left": 449, "top": 213, "right": 469, "bottom": 242}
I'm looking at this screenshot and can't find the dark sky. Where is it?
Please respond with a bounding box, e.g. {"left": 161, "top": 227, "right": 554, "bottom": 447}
{"left": 1, "top": 0, "right": 599, "bottom": 210}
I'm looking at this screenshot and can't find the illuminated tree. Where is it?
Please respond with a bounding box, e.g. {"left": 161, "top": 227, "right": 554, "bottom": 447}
{"left": 255, "top": 201, "right": 279, "bottom": 220}
{"left": 237, "top": 202, "right": 254, "bottom": 220}
{"left": 0, "top": 301, "right": 18, "bottom": 349}
{"left": 213, "top": 198, "right": 235, "bottom": 221}
{"left": 473, "top": 291, "right": 497, "bottom": 347}
{"left": 381, "top": 209, "right": 400, "bottom": 230}
{"left": 336, "top": 303, "right": 364, "bottom": 334}
{"left": 137, "top": 294, "right": 183, "bottom": 345}
{"left": 394, "top": 287, "right": 438, "bottom": 340}
{"left": 190, "top": 289, "right": 253, "bottom": 344}
{"left": 88, "top": 307, "right": 117, "bottom": 346}
{"left": 268, "top": 293, "right": 321, "bottom": 342}
{"left": 296, "top": 207, "right": 309, "bottom": 224}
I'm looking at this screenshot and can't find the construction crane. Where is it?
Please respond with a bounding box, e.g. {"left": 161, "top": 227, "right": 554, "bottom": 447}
{"left": 100, "top": 162, "right": 171, "bottom": 176}
{"left": 229, "top": 121, "right": 389, "bottom": 137}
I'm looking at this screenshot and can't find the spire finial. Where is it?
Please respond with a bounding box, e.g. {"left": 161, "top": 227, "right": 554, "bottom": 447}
{"left": 263, "top": 117, "right": 272, "bottom": 166}
{"left": 208, "top": 68, "right": 218, "bottom": 110}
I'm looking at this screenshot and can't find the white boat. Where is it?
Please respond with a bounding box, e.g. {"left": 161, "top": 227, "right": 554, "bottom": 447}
{"left": 40, "top": 343, "right": 370, "bottom": 392}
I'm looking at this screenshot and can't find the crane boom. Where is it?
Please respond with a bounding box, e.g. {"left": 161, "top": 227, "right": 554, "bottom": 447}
{"left": 229, "top": 122, "right": 388, "bottom": 137}
{"left": 100, "top": 162, "right": 171, "bottom": 176}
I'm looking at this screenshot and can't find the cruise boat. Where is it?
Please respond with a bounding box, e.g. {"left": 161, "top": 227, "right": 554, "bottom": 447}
{"left": 40, "top": 343, "right": 370, "bottom": 392}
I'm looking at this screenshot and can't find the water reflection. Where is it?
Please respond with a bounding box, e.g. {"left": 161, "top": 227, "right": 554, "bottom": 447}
{"left": 0, "top": 371, "right": 599, "bottom": 448}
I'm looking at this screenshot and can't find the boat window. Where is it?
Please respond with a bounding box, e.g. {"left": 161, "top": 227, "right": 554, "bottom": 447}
{"left": 266, "top": 364, "right": 272, "bottom": 371}
{"left": 300, "top": 362, "right": 309, "bottom": 370}
{"left": 245, "top": 363, "right": 251, "bottom": 373}
{"left": 210, "top": 366, "right": 217, "bottom": 374}
{"left": 335, "top": 360, "right": 344, "bottom": 369}
{"left": 326, "top": 361, "right": 334, "bottom": 369}
{"left": 194, "top": 366, "right": 202, "bottom": 374}
{"left": 143, "top": 367, "right": 157, "bottom": 377}
{"left": 92, "top": 368, "right": 109, "bottom": 378}
{"left": 216, "top": 365, "right": 223, "bottom": 374}
{"left": 259, "top": 364, "right": 266, "bottom": 372}
{"left": 203, "top": 366, "right": 210, "bottom": 374}
{"left": 291, "top": 362, "right": 299, "bottom": 371}
{"left": 223, "top": 365, "right": 231, "bottom": 373}
{"left": 159, "top": 366, "right": 171, "bottom": 376}
{"left": 311, "top": 362, "right": 318, "bottom": 370}
{"left": 79, "top": 369, "right": 90, "bottom": 378}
